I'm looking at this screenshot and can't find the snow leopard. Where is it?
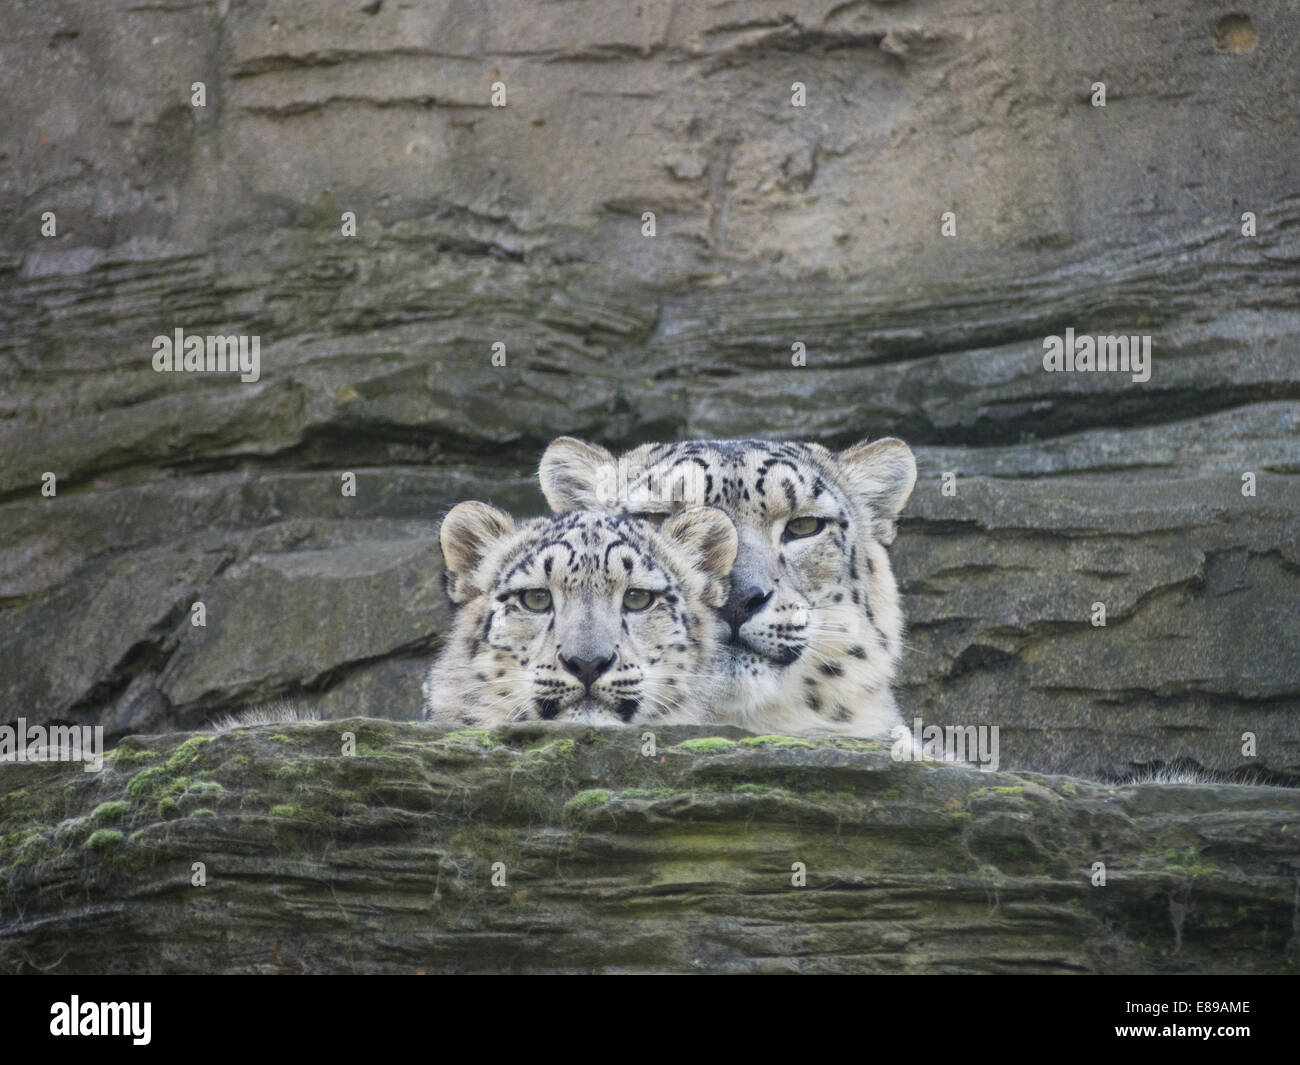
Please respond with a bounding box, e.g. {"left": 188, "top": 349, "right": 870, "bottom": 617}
{"left": 539, "top": 436, "right": 917, "bottom": 738}
{"left": 423, "top": 503, "right": 738, "bottom": 726}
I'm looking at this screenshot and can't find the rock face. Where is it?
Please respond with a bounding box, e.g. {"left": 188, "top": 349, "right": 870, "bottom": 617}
{"left": 0, "top": 2, "right": 1297, "bottom": 782}
{"left": 2, "top": 723, "right": 1297, "bottom": 975}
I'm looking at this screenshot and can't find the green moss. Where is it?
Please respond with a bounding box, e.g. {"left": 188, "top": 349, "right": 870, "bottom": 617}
{"left": 0, "top": 788, "right": 28, "bottom": 815}
{"left": 617, "top": 787, "right": 679, "bottom": 800}
{"left": 739, "top": 735, "right": 815, "bottom": 749}
{"left": 992, "top": 786, "right": 1025, "bottom": 796}
{"left": 949, "top": 811, "right": 973, "bottom": 823}
{"left": 276, "top": 762, "right": 315, "bottom": 782}
{"left": 191, "top": 808, "right": 217, "bottom": 819}
{"left": 676, "top": 737, "right": 737, "bottom": 755}
{"left": 268, "top": 802, "right": 331, "bottom": 822}
{"left": 184, "top": 781, "right": 224, "bottom": 797}
{"left": 126, "top": 766, "right": 169, "bottom": 799}
{"left": 163, "top": 775, "right": 193, "bottom": 799}
{"left": 491, "top": 740, "right": 583, "bottom": 820}
{"left": 1164, "top": 847, "right": 1222, "bottom": 878}
{"left": 19, "top": 833, "right": 50, "bottom": 866}
{"left": 166, "top": 736, "right": 212, "bottom": 772}
{"left": 524, "top": 738, "right": 577, "bottom": 764}
{"left": 1, "top": 829, "right": 50, "bottom": 869}
{"left": 878, "top": 785, "right": 903, "bottom": 801}
{"left": 158, "top": 798, "right": 180, "bottom": 820}
{"left": 347, "top": 724, "right": 405, "bottom": 755}
{"left": 442, "top": 729, "right": 498, "bottom": 749}
{"left": 54, "top": 816, "right": 91, "bottom": 843}
{"left": 85, "top": 829, "right": 124, "bottom": 850}
{"left": 565, "top": 789, "right": 613, "bottom": 811}
{"left": 451, "top": 826, "right": 521, "bottom": 867}
{"left": 0, "top": 787, "right": 66, "bottom": 831}
{"left": 89, "top": 801, "right": 130, "bottom": 823}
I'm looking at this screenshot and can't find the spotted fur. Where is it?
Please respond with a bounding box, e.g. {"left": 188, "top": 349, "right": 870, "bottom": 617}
{"left": 539, "top": 436, "right": 916, "bottom": 738}
{"left": 423, "top": 504, "right": 737, "bottom": 726}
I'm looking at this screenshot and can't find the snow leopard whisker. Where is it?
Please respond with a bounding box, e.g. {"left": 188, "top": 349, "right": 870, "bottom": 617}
{"left": 802, "top": 617, "right": 933, "bottom": 658}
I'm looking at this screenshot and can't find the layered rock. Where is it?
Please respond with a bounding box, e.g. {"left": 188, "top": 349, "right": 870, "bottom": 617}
{"left": 0, "top": 1, "right": 1296, "bottom": 780}
{"left": 2, "top": 722, "right": 1297, "bottom": 974}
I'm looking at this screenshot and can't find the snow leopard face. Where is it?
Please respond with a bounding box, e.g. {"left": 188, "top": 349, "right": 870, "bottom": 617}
{"left": 424, "top": 505, "right": 737, "bottom": 727}
{"left": 539, "top": 437, "right": 916, "bottom": 737}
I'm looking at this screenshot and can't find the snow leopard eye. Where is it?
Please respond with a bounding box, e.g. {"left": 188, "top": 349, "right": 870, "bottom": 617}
{"left": 623, "top": 588, "right": 654, "bottom": 611}
{"left": 783, "top": 516, "right": 825, "bottom": 541}
{"left": 520, "top": 589, "right": 552, "bottom": 612}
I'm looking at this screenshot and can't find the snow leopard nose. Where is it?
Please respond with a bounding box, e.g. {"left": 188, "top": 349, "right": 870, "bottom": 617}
{"left": 559, "top": 652, "right": 616, "bottom": 690}
{"left": 723, "top": 585, "right": 772, "bottom": 637}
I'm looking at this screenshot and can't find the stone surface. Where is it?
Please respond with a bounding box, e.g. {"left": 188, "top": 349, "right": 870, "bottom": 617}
{"left": 0, "top": 1, "right": 1296, "bottom": 782}
{"left": 2, "top": 723, "right": 1297, "bottom": 975}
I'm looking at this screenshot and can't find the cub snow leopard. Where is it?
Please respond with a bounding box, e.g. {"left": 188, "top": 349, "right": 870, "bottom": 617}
{"left": 423, "top": 502, "right": 738, "bottom": 726}
{"left": 539, "top": 436, "right": 916, "bottom": 738}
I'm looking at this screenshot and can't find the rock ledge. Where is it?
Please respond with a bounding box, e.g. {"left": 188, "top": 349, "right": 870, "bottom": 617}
{"left": 2, "top": 722, "right": 1297, "bottom": 974}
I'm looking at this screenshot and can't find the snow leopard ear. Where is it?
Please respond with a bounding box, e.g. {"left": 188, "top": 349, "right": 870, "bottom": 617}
{"left": 440, "top": 501, "right": 515, "bottom": 604}
{"left": 661, "top": 506, "right": 738, "bottom": 608}
{"left": 539, "top": 437, "right": 617, "bottom": 512}
{"left": 835, "top": 437, "right": 917, "bottom": 544}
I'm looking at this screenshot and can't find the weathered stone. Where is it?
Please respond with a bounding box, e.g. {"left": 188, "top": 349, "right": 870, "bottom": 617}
{"left": 1, "top": 723, "right": 1296, "bottom": 974}
{"left": 894, "top": 470, "right": 1300, "bottom": 779}
{"left": 0, "top": 1, "right": 1297, "bottom": 777}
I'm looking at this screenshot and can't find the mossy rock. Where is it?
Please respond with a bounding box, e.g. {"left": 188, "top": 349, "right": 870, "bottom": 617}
{"left": 85, "top": 829, "right": 124, "bottom": 850}
{"left": 0, "top": 720, "right": 1296, "bottom": 975}
{"left": 89, "top": 801, "right": 130, "bottom": 823}
{"left": 675, "top": 738, "right": 738, "bottom": 755}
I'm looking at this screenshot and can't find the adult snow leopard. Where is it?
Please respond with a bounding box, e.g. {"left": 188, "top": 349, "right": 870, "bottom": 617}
{"left": 539, "top": 437, "right": 916, "bottom": 737}
{"left": 423, "top": 503, "right": 737, "bottom": 726}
